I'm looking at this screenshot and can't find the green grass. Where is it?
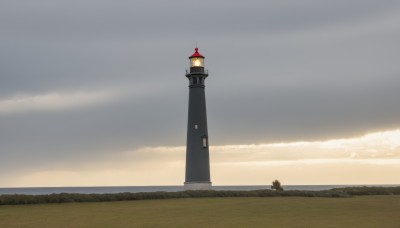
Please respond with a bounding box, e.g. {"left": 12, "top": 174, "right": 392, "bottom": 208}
{"left": 1, "top": 196, "right": 400, "bottom": 227}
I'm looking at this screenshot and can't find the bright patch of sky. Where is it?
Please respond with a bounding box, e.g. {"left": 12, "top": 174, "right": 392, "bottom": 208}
{"left": 3, "top": 129, "right": 399, "bottom": 187}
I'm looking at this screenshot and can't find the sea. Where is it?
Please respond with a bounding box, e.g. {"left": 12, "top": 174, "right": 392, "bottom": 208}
{"left": 0, "top": 185, "right": 398, "bottom": 195}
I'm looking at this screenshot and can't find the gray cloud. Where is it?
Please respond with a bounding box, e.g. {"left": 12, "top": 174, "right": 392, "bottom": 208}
{"left": 1, "top": 0, "right": 400, "bottom": 173}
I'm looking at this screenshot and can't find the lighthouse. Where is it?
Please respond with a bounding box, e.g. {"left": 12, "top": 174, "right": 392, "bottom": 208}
{"left": 184, "top": 48, "right": 212, "bottom": 190}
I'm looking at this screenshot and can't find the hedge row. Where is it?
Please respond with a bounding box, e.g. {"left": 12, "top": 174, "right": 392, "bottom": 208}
{"left": 0, "top": 187, "right": 399, "bottom": 205}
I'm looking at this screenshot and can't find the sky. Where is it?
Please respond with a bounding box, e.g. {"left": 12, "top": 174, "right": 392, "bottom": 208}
{"left": 1, "top": 0, "right": 400, "bottom": 187}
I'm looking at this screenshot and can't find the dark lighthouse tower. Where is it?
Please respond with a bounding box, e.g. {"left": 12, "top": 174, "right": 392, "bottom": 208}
{"left": 184, "top": 48, "right": 212, "bottom": 190}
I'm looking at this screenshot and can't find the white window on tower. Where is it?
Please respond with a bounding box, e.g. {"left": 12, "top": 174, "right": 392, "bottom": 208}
{"left": 203, "top": 137, "right": 208, "bottom": 148}
{"left": 194, "top": 125, "right": 198, "bottom": 129}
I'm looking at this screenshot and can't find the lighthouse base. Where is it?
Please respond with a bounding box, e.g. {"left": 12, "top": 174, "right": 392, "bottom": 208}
{"left": 184, "top": 182, "right": 212, "bottom": 190}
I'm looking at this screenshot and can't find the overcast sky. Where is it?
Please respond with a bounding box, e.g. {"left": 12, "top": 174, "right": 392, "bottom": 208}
{"left": 1, "top": 0, "right": 400, "bottom": 187}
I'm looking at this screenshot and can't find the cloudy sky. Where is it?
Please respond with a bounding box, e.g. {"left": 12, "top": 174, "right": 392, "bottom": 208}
{"left": 1, "top": 0, "right": 400, "bottom": 187}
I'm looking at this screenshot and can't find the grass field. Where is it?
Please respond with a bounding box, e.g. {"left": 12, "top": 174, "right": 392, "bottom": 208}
{"left": 1, "top": 196, "right": 399, "bottom": 227}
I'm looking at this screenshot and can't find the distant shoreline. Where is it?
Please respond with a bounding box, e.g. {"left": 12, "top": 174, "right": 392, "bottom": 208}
{"left": 1, "top": 184, "right": 399, "bottom": 195}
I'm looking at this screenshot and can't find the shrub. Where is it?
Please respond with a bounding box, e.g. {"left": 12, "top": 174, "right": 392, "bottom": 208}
{"left": 271, "top": 180, "right": 284, "bottom": 191}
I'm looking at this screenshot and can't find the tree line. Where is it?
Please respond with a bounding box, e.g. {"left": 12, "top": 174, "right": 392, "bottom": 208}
{"left": 0, "top": 186, "right": 399, "bottom": 205}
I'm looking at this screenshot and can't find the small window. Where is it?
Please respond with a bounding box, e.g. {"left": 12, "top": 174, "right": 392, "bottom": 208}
{"left": 193, "top": 78, "right": 198, "bottom": 84}
{"left": 203, "top": 137, "right": 208, "bottom": 147}
{"left": 194, "top": 125, "right": 198, "bottom": 129}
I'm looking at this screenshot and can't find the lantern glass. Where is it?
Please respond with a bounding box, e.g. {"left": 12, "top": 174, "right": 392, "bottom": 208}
{"left": 190, "top": 58, "right": 204, "bottom": 67}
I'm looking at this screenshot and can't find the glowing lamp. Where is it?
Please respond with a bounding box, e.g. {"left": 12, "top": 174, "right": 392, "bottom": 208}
{"left": 191, "top": 57, "right": 204, "bottom": 67}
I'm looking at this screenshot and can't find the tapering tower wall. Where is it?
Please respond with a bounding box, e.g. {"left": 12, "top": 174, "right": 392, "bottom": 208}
{"left": 184, "top": 48, "right": 211, "bottom": 190}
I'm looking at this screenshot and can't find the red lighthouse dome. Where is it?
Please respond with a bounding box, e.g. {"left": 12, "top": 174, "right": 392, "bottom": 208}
{"left": 189, "top": 48, "right": 204, "bottom": 58}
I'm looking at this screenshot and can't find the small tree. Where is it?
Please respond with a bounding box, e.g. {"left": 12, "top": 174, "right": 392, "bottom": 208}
{"left": 271, "top": 179, "right": 283, "bottom": 191}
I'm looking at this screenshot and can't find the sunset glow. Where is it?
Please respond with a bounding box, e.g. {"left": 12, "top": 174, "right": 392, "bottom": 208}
{"left": 3, "top": 129, "right": 399, "bottom": 187}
